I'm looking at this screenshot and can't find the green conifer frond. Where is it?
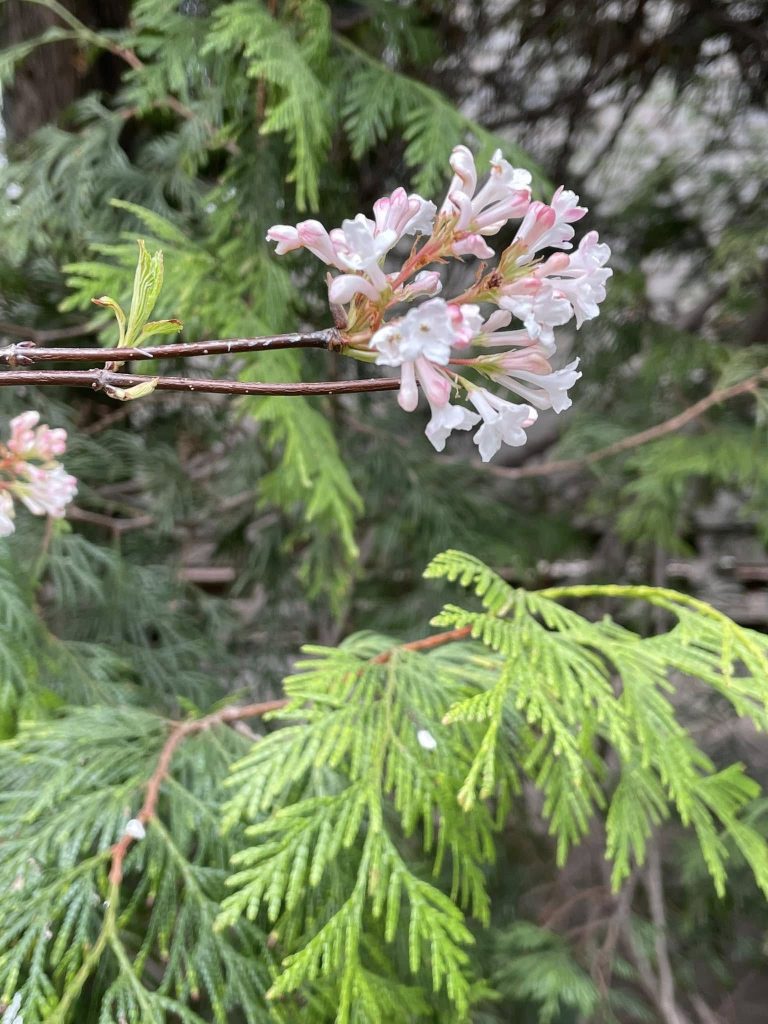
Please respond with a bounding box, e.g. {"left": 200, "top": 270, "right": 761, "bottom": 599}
{"left": 0, "top": 709, "right": 274, "bottom": 1024}
{"left": 204, "top": 1, "right": 332, "bottom": 210}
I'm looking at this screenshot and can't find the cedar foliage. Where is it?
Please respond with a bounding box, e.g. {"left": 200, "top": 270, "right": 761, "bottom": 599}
{"left": 3, "top": 549, "right": 768, "bottom": 1022}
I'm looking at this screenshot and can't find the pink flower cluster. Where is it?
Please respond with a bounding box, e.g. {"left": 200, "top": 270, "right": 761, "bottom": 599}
{"left": 267, "top": 145, "right": 611, "bottom": 461}
{"left": 0, "top": 412, "right": 77, "bottom": 537}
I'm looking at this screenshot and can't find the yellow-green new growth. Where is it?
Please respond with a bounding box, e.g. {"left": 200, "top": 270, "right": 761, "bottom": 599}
{"left": 91, "top": 239, "right": 182, "bottom": 360}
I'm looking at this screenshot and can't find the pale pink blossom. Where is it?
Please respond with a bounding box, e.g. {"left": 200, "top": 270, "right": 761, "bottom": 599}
{"left": 334, "top": 216, "right": 397, "bottom": 293}
{"left": 477, "top": 310, "right": 561, "bottom": 353}
{"left": 513, "top": 187, "right": 588, "bottom": 263}
{"left": 394, "top": 270, "right": 442, "bottom": 302}
{"left": 442, "top": 147, "right": 531, "bottom": 237}
{"left": 328, "top": 274, "right": 382, "bottom": 305}
{"left": 265, "top": 143, "right": 610, "bottom": 462}
{"left": 266, "top": 220, "right": 344, "bottom": 267}
{"left": 451, "top": 234, "right": 495, "bottom": 259}
{"left": 264, "top": 224, "right": 302, "bottom": 255}
{"left": 0, "top": 413, "right": 77, "bottom": 534}
{"left": 449, "top": 303, "right": 483, "bottom": 348}
{"left": 371, "top": 298, "right": 457, "bottom": 367}
{"left": 14, "top": 463, "right": 78, "bottom": 518}
{"left": 397, "top": 360, "right": 419, "bottom": 412}
{"left": 440, "top": 145, "right": 477, "bottom": 213}
{"left": 481, "top": 353, "right": 582, "bottom": 413}
{"left": 468, "top": 389, "right": 538, "bottom": 462}
{"left": 8, "top": 411, "right": 67, "bottom": 460}
{"left": 373, "top": 187, "right": 436, "bottom": 240}
{"left": 548, "top": 232, "right": 612, "bottom": 327}
{"left": 396, "top": 357, "right": 452, "bottom": 412}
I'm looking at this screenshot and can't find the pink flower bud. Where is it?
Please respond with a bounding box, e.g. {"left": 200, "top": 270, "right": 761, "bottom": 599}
{"left": 537, "top": 252, "right": 571, "bottom": 275}
{"left": 265, "top": 225, "right": 301, "bottom": 255}
{"left": 452, "top": 234, "right": 495, "bottom": 259}
{"left": 398, "top": 361, "right": 419, "bottom": 412}
{"left": 328, "top": 274, "right": 382, "bottom": 305}
{"left": 296, "top": 220, "right": 342, "bottom": 266}
{"left": 415, "top": 358, "right": 451, "bottom": 407}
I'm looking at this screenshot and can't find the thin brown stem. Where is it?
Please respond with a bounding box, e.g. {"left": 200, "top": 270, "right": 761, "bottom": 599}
{"left": 0, "top": 329, "right": 341, "bottom": 366}
{"left": 486, "top": 369, "right": 768, "bottom": 481}
{"left": 0, "top": 368, "right": 399, "bottom": 398}
{"left": 108, "top": 699, "right": 289, "bottom": 887}
{"left": 107, "top": 624, "right": 472, "bottom": 887}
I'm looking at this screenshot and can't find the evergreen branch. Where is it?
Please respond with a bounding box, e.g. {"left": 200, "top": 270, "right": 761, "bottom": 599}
{"left": 0, "top": 328, "right": 341, "bottom": 366}
{"left": 486, "top": 368, "right": 768, "bottom": 481}
{"left": 372, "top": 626, "right": 473, "bottom": 663}
{"left": 21, "top": 0, "right": 241, "bottom": 155}
{"left": 108, "top": 699, "right": 289, "bottom": 888}
{"left": 0, "top": 368, "right": 400, "bottom": 398}
{"left": 106, "top": 621, "right": 476, "bottom": 894}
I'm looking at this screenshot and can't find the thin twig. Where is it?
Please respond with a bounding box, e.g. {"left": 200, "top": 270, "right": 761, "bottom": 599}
{"left": 0, "top": 320, "right": 99, "bottom": 344}
{"left": 644, "top": 840, "right": 692, "bottom": 1024}
{"left": 67, "top": 506, "right": 154, "bottom": 533}
{"left": 0, "top": 368, "right": 399, "bottom": 398}
{"left": 108, "top": 625, "right": 473, "bottom": 885}
{"left": 108, "top": 699, "right": 289, "bottom": 886}
{"left": 373, "top": 626, "right": 472, "bottom": 662}
{"left": 0, "top": 329, "right": 341, "bottom": 366}
{"left": 487, "top": 369, "right": 768, "bottom": 481}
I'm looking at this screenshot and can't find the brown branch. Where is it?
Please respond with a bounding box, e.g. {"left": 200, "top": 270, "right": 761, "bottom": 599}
{"left": 108, "top": 698, "right": 289, "bottom": 887}
{"left": 0, "top": 367, "right": 399, "bottom": 398}
{"left": 643, "top": 840, "right": 693, "bottom": 1024}
{"left": 487, "top": 369, "right": 768, "bottom": 481}
{"left": 67, "top": 505, "right": 154, "bottom": 533}
{"left": 373, "top": 626, "right": 473, "bottom": 662}
{"left": 0, "top": 329, "right": 341, "bottom": 366}
{"left": 107, "top": 625, "right": 474, "bottom": 885}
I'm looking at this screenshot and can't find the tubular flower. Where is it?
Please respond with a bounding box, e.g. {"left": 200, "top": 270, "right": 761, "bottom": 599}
{"left": 0, "top": 412, "right": 77, "bottom": 537}
{"left": 266, "top": 143, "right": 610, "bottom": 461}
{"left": 468, "top": 390, "right": 538, "bottom": 463}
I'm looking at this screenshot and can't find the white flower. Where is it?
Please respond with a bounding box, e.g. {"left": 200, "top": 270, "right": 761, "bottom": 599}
{"left": 0, "top": 492, "right": 15, "bottom": 538}
{"left": 549, "top": 231, "right": 612, "bottom": 327}
{"left": 499, "top": 282, "right": 573, "bottom": 351}
{"left": 416, "top": 728, "right": 438, "bottom": 751}
{"left": 371, "top": 298, "right": 457, "bottom": 367}
{"left": 397, "top": 358, "right": 452, "bottom": 413}
{"left": 125, "top": 818, "right": 146, "bottom": 840}
{"left": 425, "top": 401, "right": 480, "bottom": 452}
{"left": 335, "top": 215, "right": 398, "bottom": 292}
{"left": 468, "top": 389, "right": 538, "bottom": 462}
{"left": 489, "top": 358, "right": 582, "bottom": 413}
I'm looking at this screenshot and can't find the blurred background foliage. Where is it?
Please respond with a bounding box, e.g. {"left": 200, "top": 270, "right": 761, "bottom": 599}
{"left": 0, "top": 0, "right": 767, "bottom": 1021}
